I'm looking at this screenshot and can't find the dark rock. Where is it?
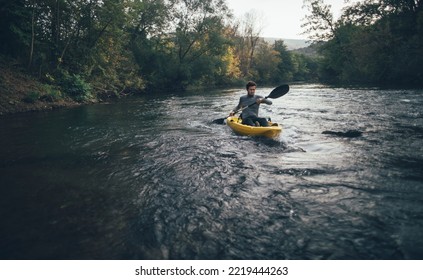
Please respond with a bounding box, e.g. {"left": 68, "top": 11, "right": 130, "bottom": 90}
{"left": 322, "top": 130, "right": 363, "bottom": 138}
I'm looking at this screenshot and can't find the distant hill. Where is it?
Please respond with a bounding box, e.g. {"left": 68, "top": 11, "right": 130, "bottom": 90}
{"left": 263, "top": 37, "right": 310, "bottom": 50}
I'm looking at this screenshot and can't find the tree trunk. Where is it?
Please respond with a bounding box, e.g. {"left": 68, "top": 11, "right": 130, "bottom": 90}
{"left": 28, "top": 1, "right": 35, "bottom": 69}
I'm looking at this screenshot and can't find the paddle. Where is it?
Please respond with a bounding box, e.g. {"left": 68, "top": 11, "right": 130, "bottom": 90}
{"left": 212, "top": 84, "right": 290, "bottom": 124}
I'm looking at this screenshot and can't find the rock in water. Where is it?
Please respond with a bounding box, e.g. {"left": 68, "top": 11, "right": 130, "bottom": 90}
{"left": 322, "top": 130, "right": 362, "bottom": 138}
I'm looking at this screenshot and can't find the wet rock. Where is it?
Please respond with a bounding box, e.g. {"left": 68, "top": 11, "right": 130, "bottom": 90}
{"left": 322, "top": 130, "right": 363, "bottom": 138}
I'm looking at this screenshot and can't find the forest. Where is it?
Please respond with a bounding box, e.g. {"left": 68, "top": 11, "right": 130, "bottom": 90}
{"left": 0, "top": 0, "right": 422, "bottom": 104}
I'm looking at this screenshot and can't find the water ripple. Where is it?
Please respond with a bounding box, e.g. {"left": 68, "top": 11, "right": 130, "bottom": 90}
{"left": 1, "top": 86, "right": 423, "bottom": 259}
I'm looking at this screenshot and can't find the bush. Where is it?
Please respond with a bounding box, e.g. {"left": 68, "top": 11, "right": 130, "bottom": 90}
{"left": 39, "top": 84, "right": 62, "bottom": 102}
{"left": 22, "top": 91, "right": 41, "bottom": 103}
{"left": 56, "top": 70, "right": 93, "bottom": 102}
{"left": 23, "top": 84, "right": 63, "bottom": 103}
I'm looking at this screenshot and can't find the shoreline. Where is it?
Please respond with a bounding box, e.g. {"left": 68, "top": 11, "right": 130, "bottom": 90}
{"left": 0, "top": 60, "right": 109, "bottom": 116}
{"left": 0, "top": 97, "right": 83, "bottom": 116}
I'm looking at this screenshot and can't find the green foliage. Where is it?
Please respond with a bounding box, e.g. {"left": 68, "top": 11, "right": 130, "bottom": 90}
{"left": 22, "top": 91, "right": 41, "bottom": 103}
{"left": 23, "top": 84, "right": 63, "bottom": 103}
{"left": 291, "top": 52, "right": 320, "bottom": 82}
{"left": 4, "top": 0, "right": 422, "bottom": 98}
{"left": 56, "top": 70, "right": 92, "bottom": 102}
{"left": 129, "top": 0, "right": 233, "bottom": 90}
{"left": 303, "top": 0, "right": 423, "bottom": 86}
{"left": 1, "top": 0, "right": 312, "bottom": 94}
{"left": 40, "top": 84, "right": 63, "bottom": 102}
{"left": 0, "top": 0, "right": 31, "bottom": 58}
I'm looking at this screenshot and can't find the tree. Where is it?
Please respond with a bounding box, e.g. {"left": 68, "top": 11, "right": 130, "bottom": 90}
{"left": 302, "top": 0, "right": 336, "bottom": 41}
{"left": 302, "top": 0, "right": 423, "bottom": 85}
{"left": 231, "top": 10, "right": 265, "bottom": 78}
{"left": 171, "top": 0, "right": 231, "bottom": 88}
{"left": 0, "top": 0, "right": 33, "bottom": 61}
{"left": 129, "top": 0, "right": 232, "bottom": 90}
{"left": 273, "top": 40, "right": 295, "bottom": 82}
{"left": 291, "top": 52, "right": 320, "bottom": 82}
{"left": 252, "top": 40, "right": 280, "bottom": 84}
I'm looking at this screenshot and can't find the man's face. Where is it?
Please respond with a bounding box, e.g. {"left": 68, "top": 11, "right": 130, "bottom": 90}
{"left": 247, "top": 86, "right": 256, "bottom": 96}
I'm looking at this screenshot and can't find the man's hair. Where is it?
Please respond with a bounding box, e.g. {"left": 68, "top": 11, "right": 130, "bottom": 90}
{"left": 246, "top": 81, "right": 256, "bottom": 90}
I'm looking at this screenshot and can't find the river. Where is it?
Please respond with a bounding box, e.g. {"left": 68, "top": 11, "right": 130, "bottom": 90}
{"left": 0, "top": 84, "right": 422, "bottom": 259}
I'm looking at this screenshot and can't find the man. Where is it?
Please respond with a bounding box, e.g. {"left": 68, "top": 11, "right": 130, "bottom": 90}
{"left": 229, "top": 81, "right": 272, "bottom": 126}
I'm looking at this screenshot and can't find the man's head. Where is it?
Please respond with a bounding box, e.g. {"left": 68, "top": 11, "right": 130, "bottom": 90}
{"left": 246, "top": 81, "right": 256, "bottom": 96}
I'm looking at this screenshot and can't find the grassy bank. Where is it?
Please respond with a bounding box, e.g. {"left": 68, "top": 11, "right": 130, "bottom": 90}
{"left": 0, "top": 57, "right": 83, "bottom": 115}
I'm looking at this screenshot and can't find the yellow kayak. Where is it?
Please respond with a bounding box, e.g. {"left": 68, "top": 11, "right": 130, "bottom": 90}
{"left": 226, "top": 116, "right": 282, "bottom": 138}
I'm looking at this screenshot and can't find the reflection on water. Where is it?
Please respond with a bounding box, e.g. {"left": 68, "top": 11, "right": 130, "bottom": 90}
{"left": 1, "top": 85, "right": 423, "bottom": 259}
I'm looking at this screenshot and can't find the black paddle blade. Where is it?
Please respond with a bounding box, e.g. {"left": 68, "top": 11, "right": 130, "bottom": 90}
{"left": 212, "top": 117, "right": 227, "bottom": 124}
{"left": 267, "top": 84, "right": 289, "bottom": 99}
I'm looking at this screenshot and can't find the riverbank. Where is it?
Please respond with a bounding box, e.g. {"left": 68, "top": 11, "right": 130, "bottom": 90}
{"left": 0, "top": 59, "right": 83, "bottom": 116}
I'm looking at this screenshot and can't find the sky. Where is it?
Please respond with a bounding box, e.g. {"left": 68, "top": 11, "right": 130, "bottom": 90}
{"left": 225, "top": 0, "right": 358, "bottom": 40}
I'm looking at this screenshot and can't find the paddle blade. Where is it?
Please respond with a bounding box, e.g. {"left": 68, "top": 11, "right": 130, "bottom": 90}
{"left": 267, "top": 84, "right": 289, "bottom": 99}
{"left": 212, "top": 117, "right": 227, "bottom": 124}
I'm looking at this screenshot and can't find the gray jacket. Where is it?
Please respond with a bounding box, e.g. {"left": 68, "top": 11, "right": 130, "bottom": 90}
{"left": 232, "top": 95, "right": 272, "bottom": 119}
